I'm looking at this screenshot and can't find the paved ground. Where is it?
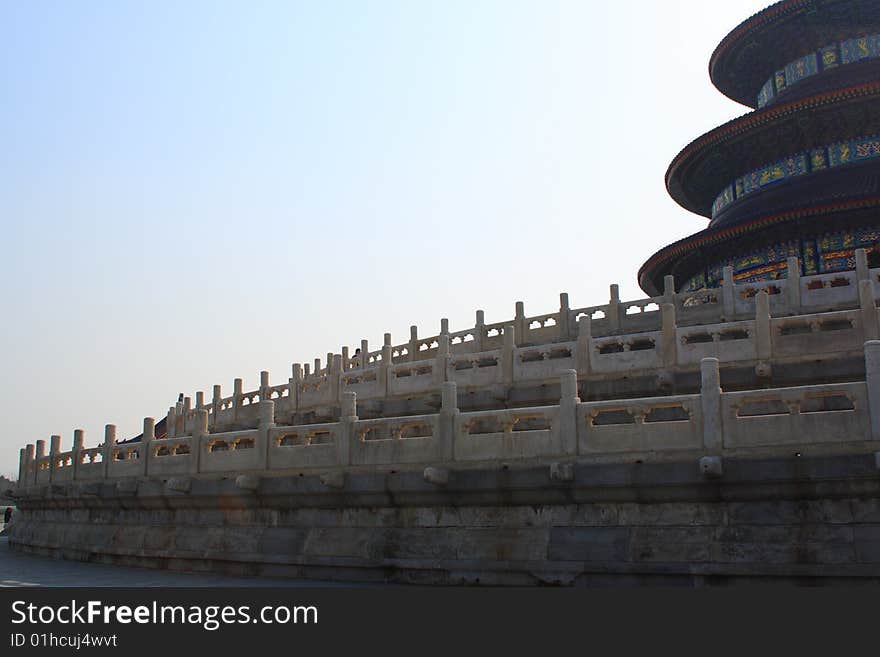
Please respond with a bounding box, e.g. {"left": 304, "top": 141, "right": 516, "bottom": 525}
{"left": 0, "top": 536, "right": 352, "bottom": 587}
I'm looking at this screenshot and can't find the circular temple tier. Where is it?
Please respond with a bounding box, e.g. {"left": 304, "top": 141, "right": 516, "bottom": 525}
{"left": 710, "top": 0, "right": 880, "bottom": 108}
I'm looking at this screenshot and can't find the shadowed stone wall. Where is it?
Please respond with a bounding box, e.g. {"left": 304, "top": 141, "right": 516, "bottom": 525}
{"left": 9, "top": 452, "right": 880, "bottom": 585}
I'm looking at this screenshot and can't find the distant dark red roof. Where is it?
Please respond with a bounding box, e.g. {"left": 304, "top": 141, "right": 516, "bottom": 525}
{"left": 117, "top": 417, "right": 167, "bottom": 444}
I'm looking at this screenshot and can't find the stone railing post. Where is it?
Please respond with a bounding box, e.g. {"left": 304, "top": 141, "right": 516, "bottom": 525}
{"left": 102, "top": 425, "right": 116, "bottom": 478}
{"left": 864, "top": 341, "right": 880, "bottom": 441}
{"left": 259, "top": 401, "right": 275, "bottom": 429}
{"left": 434, "top": 334, "right": 450, "bottom": 385}
{"left": 142, "top": 417, "right": 155, "bottom": 477}
{"left": 608, "top": 284, "right": 621, "bottom": 331}
{"left": 514, "top": 302, "right": 526, "bottom": 346}
{"left": 440, "top": 318, "right": 449, "bottom": 337}
{"left": 182, "top": 397, "right": 192, "bottom": 434}
{"left": 341, "top": 346, "right": 350, "bottom": 370}
{"left": 439, "top": 382, "right": 458, "bottom": 461}
{"left": 475, "top": 310, "right": 485, "bottom": 351}
{"left": 409, "top": 326, "right": 419, "bottom": 362}
{"left": 166, "top": 406, "right": 177, "bottom": 439}
{"left": 576, "top": 315, "right": 592, "bottom": 376}
{"left": 190, "top": 409, "right": 209, "bottom": 474}
{"left": 502, "top": 324, "right": 515, "bottom": 384}
{"left": 339, "top": 391, "right": 357, "bottom": 467}
{"left": 233, "top": 378, "right": 243, "bottom": 420}
{"left": 700, "top": 358, "right": 723, "bottom": 450}
{"left": 381, "top": 335, "right": 393, "bottom": 397}
{"left": 177, "top": 396, "right": 185, "bottom": 431}
{"left": 24, "top": 443, "right": 35, "bottom": 488}
{"left": 260, "top": 370, "right": 270, "bottom": 401}
{"left": 859, "top": 280, "right": 879, "bottom": 341}
{"left": 559, "top": 370, "right": 580, "bottom": 455}
{"left": 663, "top": 274, "right": 676, "bottom": 304}
{"left": 287, "top": 377, "right": 296, "bottom": 413}
{"left": 722, "top": 266, "right": 735, "bottom": 318}
{"left": 661, "top": 303, "right": 677, "bottom": 367}
{"left": 211, "top": 383, "right": 223, "bottom": 426}
{"left": 856, "top": 247, "right": 870, "bottom": 282}
{"left": 49, "top": 434, "right": 61, "bottom": 482}
{"left": 755, "top": 289, "right": 772, "bottom": 361}
{"left": 291, "top": 363, "right": 302, "bottom": 411}
{"left": 285, "top": 374, "right": 297, "bottom": 415}
{"left": 17, "top": 447, "right": 26, "bottom": 491}
{"left": 195, "top": 390, "right": 205, "bottom": 410}
{"left": 72, "top": 429, "right": 84, "bottom": 480}
{"left": 786, "top": 256, "right": 801, "bottom": 313}
{"left": 211, "top": 385, "right": 221, "bottom": 427}
{"left": 255, "top": 401, "right": 274, "bottom": 471}
{"left": 330, "top": 354, "right": 343, "bottom": 404}
{"left": 359, "top": 340, "right": 369, "bottom": 369}
{"left": 559, "top": 293, "right": 571, "bottom": 340}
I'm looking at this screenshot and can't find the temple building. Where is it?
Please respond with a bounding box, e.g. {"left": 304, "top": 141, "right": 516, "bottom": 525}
{"left": 639, "top": 0, "right": 880, "bottom": 295}
{"left": 12, "top": 0, "right": 880, "bottom": 587}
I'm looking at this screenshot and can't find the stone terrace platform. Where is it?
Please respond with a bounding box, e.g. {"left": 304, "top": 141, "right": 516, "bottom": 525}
{"left": 8, "top": 251, "right": 880, "bottom": 585}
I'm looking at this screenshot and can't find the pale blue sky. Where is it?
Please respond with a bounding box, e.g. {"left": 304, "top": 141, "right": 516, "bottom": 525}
{"left": 0, "top": 0, "right": 770, "bottom": 476}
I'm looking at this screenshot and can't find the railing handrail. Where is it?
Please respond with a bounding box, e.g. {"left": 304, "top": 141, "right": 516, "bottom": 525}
{"left": 18, "top": 345, "right": 880, "bottom": 493}
{"left": 18, "top": 252, "right": 880, "bottom": 489}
